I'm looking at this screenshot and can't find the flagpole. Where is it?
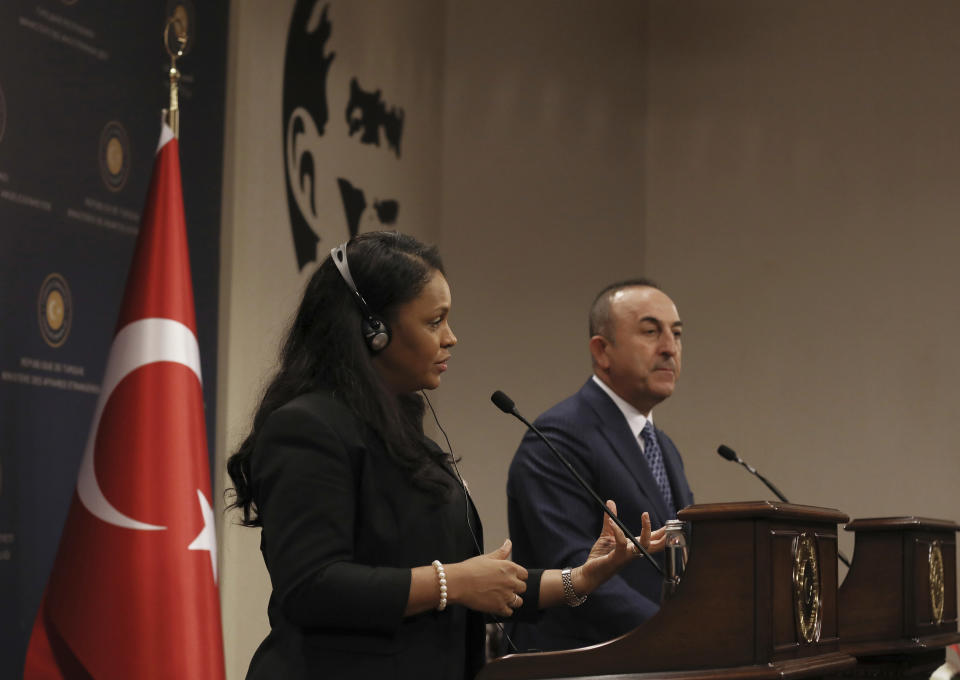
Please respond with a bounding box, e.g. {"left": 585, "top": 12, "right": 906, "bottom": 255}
{"left": 164, "top": 16, "right": 187, "bottom": 139}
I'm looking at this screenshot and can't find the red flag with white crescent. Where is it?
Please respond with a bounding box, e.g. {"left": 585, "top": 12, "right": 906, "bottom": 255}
{"left": 23, "top": 123, "right": 226, "bottom": 680}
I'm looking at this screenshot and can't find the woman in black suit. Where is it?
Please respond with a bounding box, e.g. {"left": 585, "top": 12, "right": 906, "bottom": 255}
{"left": 227, "top": 231, "right": 663, "bottom": 679}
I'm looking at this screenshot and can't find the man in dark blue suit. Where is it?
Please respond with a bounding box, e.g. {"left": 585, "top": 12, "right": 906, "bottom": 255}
{"left": 506, "top": 278, "right": 694, "bottom": 651}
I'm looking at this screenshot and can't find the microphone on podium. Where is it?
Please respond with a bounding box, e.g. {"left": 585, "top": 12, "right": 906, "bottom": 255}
{"left": 491, "top": 390, "right": 665, "bottom": 577}
{"left": 716, "top": 444, "right": 852, "bottom": 568}
{"left": 717, "top": 444, "right": 789, "bottom": 502}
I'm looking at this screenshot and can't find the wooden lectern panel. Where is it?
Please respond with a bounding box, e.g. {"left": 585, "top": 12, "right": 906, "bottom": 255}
{"left": 838, "top": 516, "right": 960, "bottom": 664}
{"left": 478, "top": 502, "right": 856, "bottom": 680}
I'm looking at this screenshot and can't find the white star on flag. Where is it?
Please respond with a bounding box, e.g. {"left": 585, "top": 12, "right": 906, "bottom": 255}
{"left": 188, "top": 489, "right": 217, "bottom": 583}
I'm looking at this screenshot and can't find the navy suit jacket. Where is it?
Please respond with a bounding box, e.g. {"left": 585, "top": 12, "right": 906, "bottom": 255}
{"left": 506, "top": 378, "right": 694, "bottom": 651}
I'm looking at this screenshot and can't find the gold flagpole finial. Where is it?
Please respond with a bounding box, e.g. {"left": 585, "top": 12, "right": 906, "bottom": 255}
{"left": 164, "top": 17, "right": 188, "bottom": 139}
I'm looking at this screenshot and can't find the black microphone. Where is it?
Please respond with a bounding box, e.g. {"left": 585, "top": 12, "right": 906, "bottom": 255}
{"left": 717, "top": 444, "right": 851, "bottom": 568}
{"left": 716, "top": 444, "right": 788, "bottom": 502}
{"left": 491, "top": 390, "right": 518, "bottom": 416}
{"left": 491, "top": 390, "right": 665, "bottom": 577}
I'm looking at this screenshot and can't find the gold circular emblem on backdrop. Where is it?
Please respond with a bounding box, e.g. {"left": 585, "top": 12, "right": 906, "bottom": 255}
{"left": 98, "top": 121, "right": 131, "bottom": 192}
{"left": 793, "top": 533, "right": 822, "bottom": 643}
{"left": 46, "top": 290, "right": 65, "bottom": 330}
{"left": 105, "top": 138, "right": 124, "bottom": 175}
{"left": 929, "top": 541, "right": 945, "bottom": 625}
{"left": 165, "top": 0, "right": 196, "bottom": 56}
{"left": 38, "top": 273, "right": 72, "bottom": 348}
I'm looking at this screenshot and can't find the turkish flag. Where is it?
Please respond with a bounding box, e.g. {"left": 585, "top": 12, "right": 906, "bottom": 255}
{"left": 23, "top": 123, "right": 226, "bottom": 680}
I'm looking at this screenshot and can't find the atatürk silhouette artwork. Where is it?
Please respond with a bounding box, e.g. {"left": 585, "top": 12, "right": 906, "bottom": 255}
{"left": 283, "top": 1, "right": 404, "bottom": 270}
{"left": 346, "top": 77, "right": 404, "bottom": 157}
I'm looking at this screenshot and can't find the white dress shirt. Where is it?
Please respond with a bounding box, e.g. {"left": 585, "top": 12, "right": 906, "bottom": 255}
{"left": 591, "top": 374, "right": 653, "bottom": 452}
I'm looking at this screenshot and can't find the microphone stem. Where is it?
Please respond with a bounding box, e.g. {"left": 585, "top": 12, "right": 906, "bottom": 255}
{"left": 738, "top": 459, "right": 852, "bottom": 568}
{"left": 752, "top": 468, "right": 790, "bottom": 503}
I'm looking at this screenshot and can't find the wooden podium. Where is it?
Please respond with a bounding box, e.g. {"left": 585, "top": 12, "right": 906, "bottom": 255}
{"left": 838, "top": 517, "right": 960, "bottom": 679}
{"left": 478, "top": 502, "right": 857, "bottom": 680}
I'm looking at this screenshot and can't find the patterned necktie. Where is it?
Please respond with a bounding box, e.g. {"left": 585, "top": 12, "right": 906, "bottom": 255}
{"left": 640, "top": 421, "right": 675, "bottom": 514}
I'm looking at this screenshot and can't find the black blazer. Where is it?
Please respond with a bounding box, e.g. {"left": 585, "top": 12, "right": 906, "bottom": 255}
{"left": 506, "top": 378, "right": 694, "bottom": 651}
{"left": 244, "top": 391, "right": 540, "bottom": 680}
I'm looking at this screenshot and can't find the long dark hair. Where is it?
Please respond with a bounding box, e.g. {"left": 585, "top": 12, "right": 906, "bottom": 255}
{"left": 226, "top": 231, "right": 449, "bottom": 527}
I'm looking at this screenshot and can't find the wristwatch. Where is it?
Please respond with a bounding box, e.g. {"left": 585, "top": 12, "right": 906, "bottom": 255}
{"left": 561, "top": 567, "right": 588, "bottom": 607}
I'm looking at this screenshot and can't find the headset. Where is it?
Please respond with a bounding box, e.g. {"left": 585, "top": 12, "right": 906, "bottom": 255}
{"left": 331, "top": 242, "right": 391, "bottom": 352}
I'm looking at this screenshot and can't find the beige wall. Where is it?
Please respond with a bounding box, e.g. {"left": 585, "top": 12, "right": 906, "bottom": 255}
{"left": 643, "top": 0, "right": 960, "bottom": 577}
{"left": 436, "top": 0, "right": 649, "bottom": 560}
{"left": 218, "top": 1, "right": 960, "bottom": 676}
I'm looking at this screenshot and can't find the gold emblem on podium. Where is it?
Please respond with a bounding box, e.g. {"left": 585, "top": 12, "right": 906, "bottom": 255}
{"left": 38, "top": 273, "right": 72, "bottom": 348}
{"left": 793, "top": 533, "right": 822, "bottom": 643}
{"left": 929, "top": 541, "right": 944, "bottom": 625}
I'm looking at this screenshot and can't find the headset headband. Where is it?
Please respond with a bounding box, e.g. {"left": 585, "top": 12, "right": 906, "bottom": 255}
{"left": 331, "top": 243, "right": 375, "bottom": 316}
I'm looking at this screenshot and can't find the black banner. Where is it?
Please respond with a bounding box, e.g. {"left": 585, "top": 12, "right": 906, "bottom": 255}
{"left": 0, "top": 1, "right": 227, "bottom": 673}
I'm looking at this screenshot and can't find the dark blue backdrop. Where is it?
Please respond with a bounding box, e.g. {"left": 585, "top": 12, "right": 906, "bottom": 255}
{"left": 0, "top": 1, "right": 228, "bottom": 674}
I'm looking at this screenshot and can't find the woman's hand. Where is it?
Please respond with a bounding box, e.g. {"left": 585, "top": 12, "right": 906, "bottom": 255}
{"left": 445, "top": 539, "right": 528, "bottom": 617}
{"left": 573, "top": 500, "right": 667, "bottom": 595}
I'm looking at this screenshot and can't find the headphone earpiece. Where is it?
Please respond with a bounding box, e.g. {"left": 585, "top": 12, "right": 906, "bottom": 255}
{"left": 331, "top": 243, "right": 392, "bottom": 353}
{"left": 362, "top": 315, "right": 390, "bottom": 352}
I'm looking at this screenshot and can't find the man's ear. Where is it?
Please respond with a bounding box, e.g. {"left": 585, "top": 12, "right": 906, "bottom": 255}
{"left": 589, "top": 335, "right": 611, "bottom": 371}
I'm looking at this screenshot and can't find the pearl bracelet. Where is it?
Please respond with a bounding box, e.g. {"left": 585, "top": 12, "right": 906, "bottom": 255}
{"left": 431, "top": 560, "right": 448, "bottom": 611}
